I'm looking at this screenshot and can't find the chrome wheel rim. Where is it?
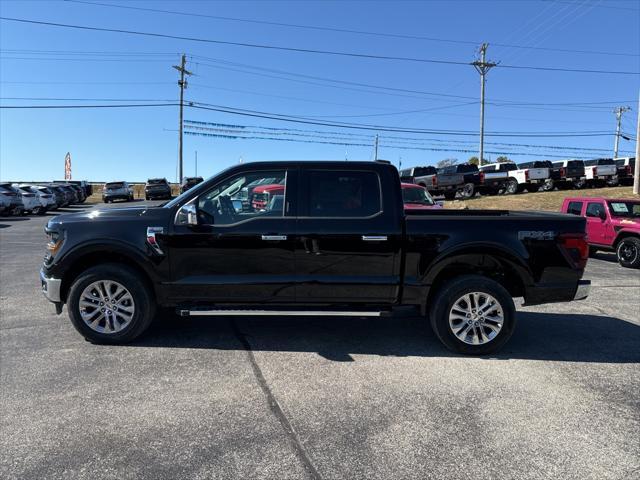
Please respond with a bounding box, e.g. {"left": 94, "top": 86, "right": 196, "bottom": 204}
{"left": 449, "top": 292, "right": 504, "bottom": 345}
{"left": 79, "top": 280, "right": 135, "bottom": 334}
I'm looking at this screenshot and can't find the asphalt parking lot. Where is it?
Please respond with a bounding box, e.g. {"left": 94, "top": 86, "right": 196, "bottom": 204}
{"left": 1, "top": 202, "right": 639, "bottom": 480}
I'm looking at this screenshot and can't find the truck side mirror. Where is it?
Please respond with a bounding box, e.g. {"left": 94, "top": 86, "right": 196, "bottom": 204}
{"left": 599, "top": 210, "right": 606, "bottom": 221}
{"left": 176, "top": 203, "right": 199, "bottom": 226}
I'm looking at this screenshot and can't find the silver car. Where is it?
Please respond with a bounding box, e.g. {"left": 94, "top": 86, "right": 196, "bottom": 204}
{"left": 12, "top": 184, "right": 41, "bottom": 215}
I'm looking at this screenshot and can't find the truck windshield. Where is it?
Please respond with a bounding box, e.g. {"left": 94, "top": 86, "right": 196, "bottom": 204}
{"left": 402, "top": 187, "right": 435, "bottom": 205}
{"left": 608, "top": 201, "right": 640, "bottom": 218}
{"left": 105, "top": 182, "right": 124, "bottom": 189}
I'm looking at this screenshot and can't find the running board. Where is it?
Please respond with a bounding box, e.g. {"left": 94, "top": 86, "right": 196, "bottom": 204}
{"left": 178, "top": 309, "right": 384, "bottom": 317}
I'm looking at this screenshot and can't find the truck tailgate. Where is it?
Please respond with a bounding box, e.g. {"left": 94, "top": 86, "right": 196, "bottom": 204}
{"left": 527, "top": 168, "right": 550, "bottom": 180}
{"left": 436, "top": 173, "right": 464, "bottom": 186}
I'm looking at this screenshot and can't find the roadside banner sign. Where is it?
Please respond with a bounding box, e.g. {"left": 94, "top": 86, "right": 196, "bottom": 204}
{"left": 64, "top": 152, "right": 72, "bottom": 180}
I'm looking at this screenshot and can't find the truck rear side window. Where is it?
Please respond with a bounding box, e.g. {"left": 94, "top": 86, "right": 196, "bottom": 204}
{"left": 307, "top": 170, "right": 381, "bottom": 217}
{"left": 567, "top": 201, "right": 583, "bottom": 215}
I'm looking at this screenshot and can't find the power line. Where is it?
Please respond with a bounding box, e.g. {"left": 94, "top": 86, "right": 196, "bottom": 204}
{"left": 0, "top": 49, "right": 628, "bottom": 108}
{"left": 0, "top": 98, "right": 616, "bottom": 137}
{"left": 1, "top": 16, "right": 637, "bottom": 75}
{"left": 0, "top": 96, "right": 176, "bottom": 101}
{"left": 186, "top": 82, "right": 621, "bottom": 124}
{"left": 0, "top": 48, "right": 177, "bottom": 56}
{"left": 186, "top": 103, "right": 614, "bottom": 137}
{"left": 0, "top": 103, "right": 177, "bottom": 109}
{"left": 64, "top": 0, "right": 639, "bottom": 57}
{"left": 191, "top": 57, "right": 633, "bottom": 109}
{"left": 0, "top": 80, "right": 174, "bottom": 85}
{"left": 0, "top": 56, "right": 171, "bottom": 63}
{"left": 183, "top": 121, "right": 630, "bottom": 153}
{"left": 183, "top": 130, "right": 599, "bottom": 159}
{"left": 538, "top": 0, "right": 640, "bottom": 12}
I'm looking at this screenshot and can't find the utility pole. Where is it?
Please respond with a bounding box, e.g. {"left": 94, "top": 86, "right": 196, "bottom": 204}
{"left": 613, "top": 106, "right": 631, "bottom": 158}
{"left": 472, "top": 43, "right": 498, "bottom": 167}
{"left": 634, "top": 92, "right": 639, "bottom": 195}
{"left": 195, "top": 151, "right": 198, "bottom": 176}
{"left": 374, "top": 134, "right": 379, "bottom": 161}
{"left": 173, "top": 54, "right": 192, "bottom": 184}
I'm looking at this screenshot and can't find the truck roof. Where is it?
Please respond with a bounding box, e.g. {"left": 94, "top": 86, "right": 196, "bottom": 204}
{"left": 563, "top": 197, "right": 640, "bottom": 203}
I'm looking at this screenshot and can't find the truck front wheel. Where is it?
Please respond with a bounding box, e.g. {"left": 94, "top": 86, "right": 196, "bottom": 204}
{"left": 616, "top": 237, "right": 640, "bottom": 268}
{"left": 67, "top": 263, "right": 156, "bottom": 344}
{"left": 428, "top": 275, "right": 516, "bottom": 355}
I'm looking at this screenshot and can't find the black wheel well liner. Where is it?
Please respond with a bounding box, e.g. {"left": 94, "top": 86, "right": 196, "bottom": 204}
{"left": 425, "top": 252, "right": 528, "bottom": 308}
{"left": 614, "top": 232, "right": 640, "bottom": 248}
{"left": 59, "top": 251, "right": 155, "bottom": 303}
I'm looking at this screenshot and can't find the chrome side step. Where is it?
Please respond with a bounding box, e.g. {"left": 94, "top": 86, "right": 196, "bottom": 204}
{"left": 179, "top": 309, "right": 384, "bottom": 317}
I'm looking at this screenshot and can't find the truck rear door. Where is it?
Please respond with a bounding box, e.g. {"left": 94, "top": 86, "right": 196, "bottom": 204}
{"left": 294, "top": 166, "right": 402, "bottom": 304}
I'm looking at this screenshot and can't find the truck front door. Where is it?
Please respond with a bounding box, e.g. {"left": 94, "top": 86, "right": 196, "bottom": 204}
{"left": 166, "top": 168, "right": 297, "bottom": 304}
{"left": 585, "top": 201, "right": 611, "bottom": 246}
{"left": 294, "top": 167, "right": 402, "bottom": 305}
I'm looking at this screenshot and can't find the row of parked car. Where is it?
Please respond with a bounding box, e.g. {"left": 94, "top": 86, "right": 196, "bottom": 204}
{"left": 0, "top": 181, "right": 91, "bottom": 216}
{"left": 401, "top": 157, "right": 636, "bottom": 200}
{"left": 102, "top": 176, "right": 205, "bottom": 203}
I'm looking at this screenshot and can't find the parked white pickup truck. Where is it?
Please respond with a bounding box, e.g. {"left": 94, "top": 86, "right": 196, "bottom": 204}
{"left": 583, "top": 158, "right": 617, "bottom": 187}
{"left": 513, "top": 161, "right": 551, "bottom": 193}
{"left": 478, "top": 162, "right": 519, "bottom": 194}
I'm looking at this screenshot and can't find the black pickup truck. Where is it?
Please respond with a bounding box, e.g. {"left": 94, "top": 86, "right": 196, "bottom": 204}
{"left": 414, "top": 163, "right": 489, "bottom": 200}
{"left": 40, "top": 161, "right": 590, "bottom": 354}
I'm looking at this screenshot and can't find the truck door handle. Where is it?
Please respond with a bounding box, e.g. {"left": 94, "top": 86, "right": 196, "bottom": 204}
{"left": 261, "top": 235, "right": 287, "bottom": 241}
{"left": 362, "top": 235, "right": 387, "bottom": 241}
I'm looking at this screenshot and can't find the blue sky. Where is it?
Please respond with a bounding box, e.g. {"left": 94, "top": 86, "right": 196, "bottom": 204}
{"left": 1, "top": 0, "right": 638, "bottom": 182}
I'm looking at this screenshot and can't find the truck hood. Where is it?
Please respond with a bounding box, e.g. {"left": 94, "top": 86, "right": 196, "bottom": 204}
{"left": 48, "top": 205, "right": 171, "bottom": 228}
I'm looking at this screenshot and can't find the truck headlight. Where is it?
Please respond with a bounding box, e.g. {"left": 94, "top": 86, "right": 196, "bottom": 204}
{"left": 46, "top": 230, "right": 64, "bottom": 257}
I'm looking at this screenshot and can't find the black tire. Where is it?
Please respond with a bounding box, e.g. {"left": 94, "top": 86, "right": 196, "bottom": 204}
{"left": 145, "top": 195, "right": 149, "bottom": 201}
{"left": 616, "top": 237, "right": 640, "bottom": 269}
{"left": 428, "top": 275, "right": 516, "bottom": 355}
{"left": 67, "top": 263, "right": 156, "bottom": 344}
{"left": 589, "top": 246, "right": 599, "bottom": 257}
{"left": 539, "top": 179, "right": 554, "bottom": 192}
{"left": 443, "top": 191, "right": 456, "bottom": 200}
{"left": 504, "top": 178, "right": 518, "bottom": 195}
{"left": 460, "top": 183, "right": 475, "bottom": 199}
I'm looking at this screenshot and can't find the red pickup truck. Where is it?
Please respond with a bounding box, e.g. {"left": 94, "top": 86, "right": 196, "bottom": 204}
{"left": 562, "top": 197, "right": 640, "bottom": 268}
{"left": 251, "top": 184, "right": 285, "bottom": 210}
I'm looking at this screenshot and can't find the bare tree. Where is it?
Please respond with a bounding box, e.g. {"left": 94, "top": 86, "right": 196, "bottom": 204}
{"left": 436, "top": 158, "right": 459, "bottom": 168}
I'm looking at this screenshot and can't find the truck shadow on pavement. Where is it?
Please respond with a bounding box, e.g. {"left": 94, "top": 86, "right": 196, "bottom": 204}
{"left": 134, "top": 311, "right": 640, "bottom": 364}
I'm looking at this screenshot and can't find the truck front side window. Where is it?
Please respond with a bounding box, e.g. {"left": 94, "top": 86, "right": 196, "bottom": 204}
{"left": 197, "top": 170, "right": 286, "bottom": 225}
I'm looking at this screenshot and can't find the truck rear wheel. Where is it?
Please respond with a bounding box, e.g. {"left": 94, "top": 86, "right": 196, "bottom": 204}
{"left": 443, "top": 191, "right": 456, "bottom": 200}
{"left": 539, "top": 179, "right": 554, "bottom": 192}
{"left": 428, "top": 275, "right": 516, "bottom": 355}
{"left": 504, "top": 178, "right": 518, "bottom": 195}
{"left": 460, "top": 183, "right": 475, "bottom": 199}
{"left": 616, "top": 237, "right": 640, "bottom": 269}
{"left": 67, "top": 263, "right": 156, "bottom": 344}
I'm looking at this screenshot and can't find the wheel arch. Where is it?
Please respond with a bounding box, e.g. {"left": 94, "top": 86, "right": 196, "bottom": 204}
{"left": 613, "top": 230, "right": 640, "bottom": 248}
{"left": 423, "top": 247, "right": 532, "bottom": 312}
{"left": 58, "top": 243, "right": 156, "bottom": 303}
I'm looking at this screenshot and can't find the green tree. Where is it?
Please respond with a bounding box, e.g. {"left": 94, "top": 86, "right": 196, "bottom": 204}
{"left": 436, "top": 158, "right": 459, "bottom": 168}
{"left": 468, "top": 156, "right": 479, "bottom": 165}
{"left": 496, "top": 156, "right": 511, "bottom": 163}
